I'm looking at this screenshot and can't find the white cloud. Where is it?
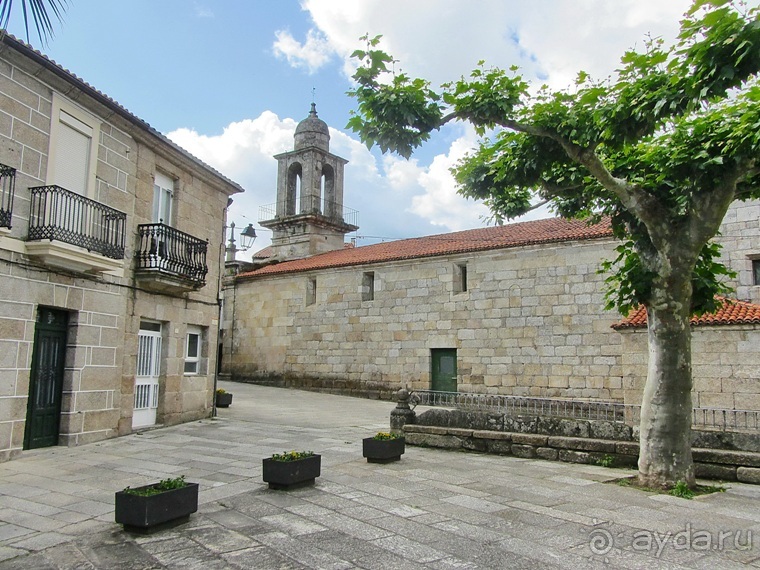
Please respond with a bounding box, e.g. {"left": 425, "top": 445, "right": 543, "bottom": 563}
{"left": 298, "top": 0, "right": 691, "bottom": 89}
{"left": 193, "top": 3, "right": 214, "bottom": 18}
{"left": 272, "top": 28, "right": 335, "bottom": 74}
{"left": 167, "top": 108, "right": 496, "bottom": 254}
{"left": 180, "top": 1, "right": 698, "bottom": 252}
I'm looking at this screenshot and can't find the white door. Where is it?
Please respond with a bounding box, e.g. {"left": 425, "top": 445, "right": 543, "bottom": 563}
{"left": 133, "top": 322, "right": 161, "bottom": 428}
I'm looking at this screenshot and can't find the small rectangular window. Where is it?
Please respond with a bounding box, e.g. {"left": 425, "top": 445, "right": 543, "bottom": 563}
{"left": 306, "top": 278, "right": 317, "bottom": 306}
{"left": 454, "top": 263, "right": 468, "bottom": 294}
{"left": 184, "top": 326, "right": 202, "bottom": 374}
{"left": 362, "top": 271, "right": 375, "bottom": 301}
{"left": 753, "top": 259, "right": 760, "bottom": 286}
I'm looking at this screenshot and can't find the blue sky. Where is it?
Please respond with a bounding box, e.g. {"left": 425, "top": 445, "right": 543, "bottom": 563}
{"left": 5, "top": 0, "right": 701, "bottom": 254}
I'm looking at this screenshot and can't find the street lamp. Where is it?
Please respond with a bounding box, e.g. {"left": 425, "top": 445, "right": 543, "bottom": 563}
{"left": 226, "top": 221, "right": 258, "bottom": 262}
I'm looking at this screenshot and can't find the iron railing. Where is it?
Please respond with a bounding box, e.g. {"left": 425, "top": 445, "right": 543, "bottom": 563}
{"left": 259, "top": 197, "right": 359, "bottom": 227}
{"left": 413, "top": 390, "right": 629, "bottom": 422}
{"left": 0, "top": 163, "right": 16, "bottom": 229}
{"left": 412, "top": 390, "right": 760, "bottom": 431}
{"left": 28, "top": 185, "right": 126, "bottom": 259}
{"left": 135, "top": 223, "right": 208, "bottom": 286}
{"left": 692, "top": 407, "right": 760, "bottom": 431}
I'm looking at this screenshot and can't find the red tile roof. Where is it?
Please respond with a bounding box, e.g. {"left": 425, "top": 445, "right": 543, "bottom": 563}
{"left": 238, "top": 216, "right": 613, "bottom": 279}
{"left": 613, "top": 298, "right": 760, "bottom": 329}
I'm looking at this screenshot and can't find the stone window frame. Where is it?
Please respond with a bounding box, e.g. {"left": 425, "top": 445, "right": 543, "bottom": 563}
{"left": 47, "top": 93, "right": 101, "bottom": 198}
{"left": 362, "top": 271, "right": 375, "bottom": 301}
{"left": 306, "top": 277, "right": 317, "bottom": 306}
{"left": 453, "top": 262, "right": 468, "bottom": 294}
{"left": 751, "top": 257, "right": 760, "bottom": 286}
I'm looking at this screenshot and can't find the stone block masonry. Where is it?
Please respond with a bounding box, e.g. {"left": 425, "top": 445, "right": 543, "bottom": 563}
{"left": 403, "top": 424, "right": 760, "bottom": 484}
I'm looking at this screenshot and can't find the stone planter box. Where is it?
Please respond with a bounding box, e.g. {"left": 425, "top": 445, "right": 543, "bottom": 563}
{"left": 363, "top": 437, "right": 405, "bottom": 463}
{"left": 215, "top": 392, "right": 233, "bottom": 407}
{"left": 114, "top": 482, "right": 199, "bottom": 533}
{"left": 262, "top": 454, "right": 321, "bottom": 489}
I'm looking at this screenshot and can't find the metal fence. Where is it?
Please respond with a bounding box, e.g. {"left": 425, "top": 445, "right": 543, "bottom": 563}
{"left": 259, "top": 198, "right": 359, "bottom": 228}
{"left": 412, "top": 390, "right": 760, "bottom": 431}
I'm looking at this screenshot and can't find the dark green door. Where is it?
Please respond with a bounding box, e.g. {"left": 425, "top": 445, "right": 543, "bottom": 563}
{"left": 431, "top": 348, "right": 457, "bottom": 392}
{"left": 24, "top": 308, "right": 68, "bottom": 450}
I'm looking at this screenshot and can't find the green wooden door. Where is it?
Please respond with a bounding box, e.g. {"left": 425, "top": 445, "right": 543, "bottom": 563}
{"left": 431, "top": 348, "right": 457, "bottom": 392}
{"left": 24, "top": 308, "right": 68, "bottom": 449}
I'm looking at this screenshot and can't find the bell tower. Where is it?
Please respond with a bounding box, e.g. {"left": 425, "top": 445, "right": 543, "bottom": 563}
{"left": 260, "top": 104, "right": 358, "bottom": 260}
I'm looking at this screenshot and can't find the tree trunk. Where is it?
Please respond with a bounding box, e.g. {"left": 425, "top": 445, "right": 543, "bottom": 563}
{"left": 637, "top": 274, "right": 695, "bottom": 488}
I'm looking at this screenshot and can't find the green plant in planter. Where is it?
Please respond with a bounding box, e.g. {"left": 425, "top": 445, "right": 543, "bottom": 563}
{"left": 115, "top": 475, "right": 199, "bottom": 532}
{"left": 372, "top": 431, "right": 401, "bottom": 440}
{"left": 215, "top": 388, "right": 233, "bottom": 407}
{"left": 263, "top": 451, "right": 321, "bottom": 489}
{"left": 122, "top": 475, "right": 187, "bottom": 497}
{"left": 363, "top": 432, "right": 405, "bottom": 463}
{"left": 271, "top": 450, "right": 315, "bottom": 461}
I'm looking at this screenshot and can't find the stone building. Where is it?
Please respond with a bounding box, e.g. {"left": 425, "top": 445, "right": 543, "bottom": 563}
{"left": 222, "top": 110, "right": 760, "bottom": 413}
{"left": 0, "top": 35, "right": 243, "bottom": 461}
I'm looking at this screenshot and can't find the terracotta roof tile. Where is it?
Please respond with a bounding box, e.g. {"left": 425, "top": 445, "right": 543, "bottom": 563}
{"left": 613, "top": 297, "right": 760, "bottom": 329}
{"left": 238, "top": 216, "right": 613, "bottom": 279}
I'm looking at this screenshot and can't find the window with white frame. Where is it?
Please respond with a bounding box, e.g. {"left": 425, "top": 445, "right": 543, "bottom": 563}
{"left": 47, "top": 94, "right": 100, "bottom": 196}
{"left": 153, "top": 171, "right": 174, "bottom": 225}
{"left": 184, "top": 326, "right": 203, "bottom": 374}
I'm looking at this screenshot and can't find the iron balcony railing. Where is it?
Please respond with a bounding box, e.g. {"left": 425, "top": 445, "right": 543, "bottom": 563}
{"left": 412, "top": 390, "right": 760, "bottom": 431}
{"left": 0, "top": 163, "right": 16, "bottom": 229}
{"left": 28, "top": 185, "right": 126, "bottom": 259}
{"left": 259, "top": 197, "right": 359, "bottom": 227}
{"left": 135, "top": 223, "right": 208, "bottom": 285}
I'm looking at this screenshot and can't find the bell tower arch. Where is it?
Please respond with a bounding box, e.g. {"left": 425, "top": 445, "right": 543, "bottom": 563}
{"left": 261, "top": 104, "right": 358, "bottom": 260}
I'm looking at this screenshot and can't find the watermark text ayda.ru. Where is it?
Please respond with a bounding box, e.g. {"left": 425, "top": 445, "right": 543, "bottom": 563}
{"left": 589, "top": 523, "right": 752, "bottom": 558}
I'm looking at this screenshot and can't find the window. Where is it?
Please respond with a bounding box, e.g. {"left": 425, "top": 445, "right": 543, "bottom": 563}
{"left": 454, "top": 263, "right": 468, "bottom": 294}
{"left": 184, "top": 326, "right": 202, "bottom": 374}
{"left": 153, "top": 171, "right": 174, "bottom": 225}
{"left": 362, "top": 271, "right": 375, "bottom": 301}
{"left": 306, "top": 278, "right": 317, "bottom": 306}
{"left": 47, "top": 94, "right": 100, "bottom": 196}
{"left": 753, "top": 259, "right": 760, "bottom": 286}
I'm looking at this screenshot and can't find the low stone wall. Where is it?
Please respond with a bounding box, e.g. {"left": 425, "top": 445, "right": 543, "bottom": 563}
{"left": 227, "top": 374, "right": 398, "bottom": 401}
{"left": 395, "top": 406, "right": 760, "bottom": 485}
{"left": 403, "top": 424, "right": 760, "bottom": 484}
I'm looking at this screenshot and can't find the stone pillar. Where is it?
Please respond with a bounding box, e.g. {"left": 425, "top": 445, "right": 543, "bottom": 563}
{"left": 390, "top": 388, "right": 416, "bottom": 435}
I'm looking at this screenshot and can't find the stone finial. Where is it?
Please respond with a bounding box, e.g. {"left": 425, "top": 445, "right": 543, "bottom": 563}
{"left": 390, "top": 387, "right": 416, "bottom": 434}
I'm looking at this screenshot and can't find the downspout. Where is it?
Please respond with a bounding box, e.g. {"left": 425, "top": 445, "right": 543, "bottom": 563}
{"left": 212, "top": 199, "right": 232, "bottom": 417}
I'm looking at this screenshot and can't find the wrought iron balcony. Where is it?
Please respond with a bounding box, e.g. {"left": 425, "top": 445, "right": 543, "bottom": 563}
{"left": 28, "top": 185, "right": 126, "bottom": 259}
{"left": 135, "top": 223, "right": 208, "bottom": 291}
{"left": 0, "top": 163, "right": 16, "bottom": 229}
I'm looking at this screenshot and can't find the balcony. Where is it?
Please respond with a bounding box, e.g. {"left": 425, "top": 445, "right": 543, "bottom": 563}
{"left": 26, "top": 185, "right": 126, "bottom": 274}
{"left": 135, "top": 223, "right": 208, "bottom": 294}
{"left": 259, "top": 196, "right": 359, "bottom": 234}
{"left": 0, "top": 163, "right": 16, "bottom": 230}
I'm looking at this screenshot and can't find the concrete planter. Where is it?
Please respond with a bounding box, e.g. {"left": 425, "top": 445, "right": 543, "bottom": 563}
{"left": 262, "top": 454, "right": 321, "bottom": 490}
{"left": 215, "top": 392, "right": 233, "bottom": 407}
{"left": 114, "top": 482, "right": 199, "bottom": 533}
{"left": 363, "top": 437, "right": 405, "bottom": 463}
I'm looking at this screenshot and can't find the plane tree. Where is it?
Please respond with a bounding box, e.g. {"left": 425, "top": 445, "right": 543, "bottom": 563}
{"left": 347, "top": 0, "right": 760, "bottom": 488}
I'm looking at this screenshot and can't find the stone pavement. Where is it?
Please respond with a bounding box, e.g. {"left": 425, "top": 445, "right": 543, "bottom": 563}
{"left": 0, "top": 382, "right": 759, "bottom": 569}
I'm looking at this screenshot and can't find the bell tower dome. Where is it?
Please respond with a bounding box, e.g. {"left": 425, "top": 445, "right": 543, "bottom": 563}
{"left": 260, "top": 105, "right": 358, "bottom": 260}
